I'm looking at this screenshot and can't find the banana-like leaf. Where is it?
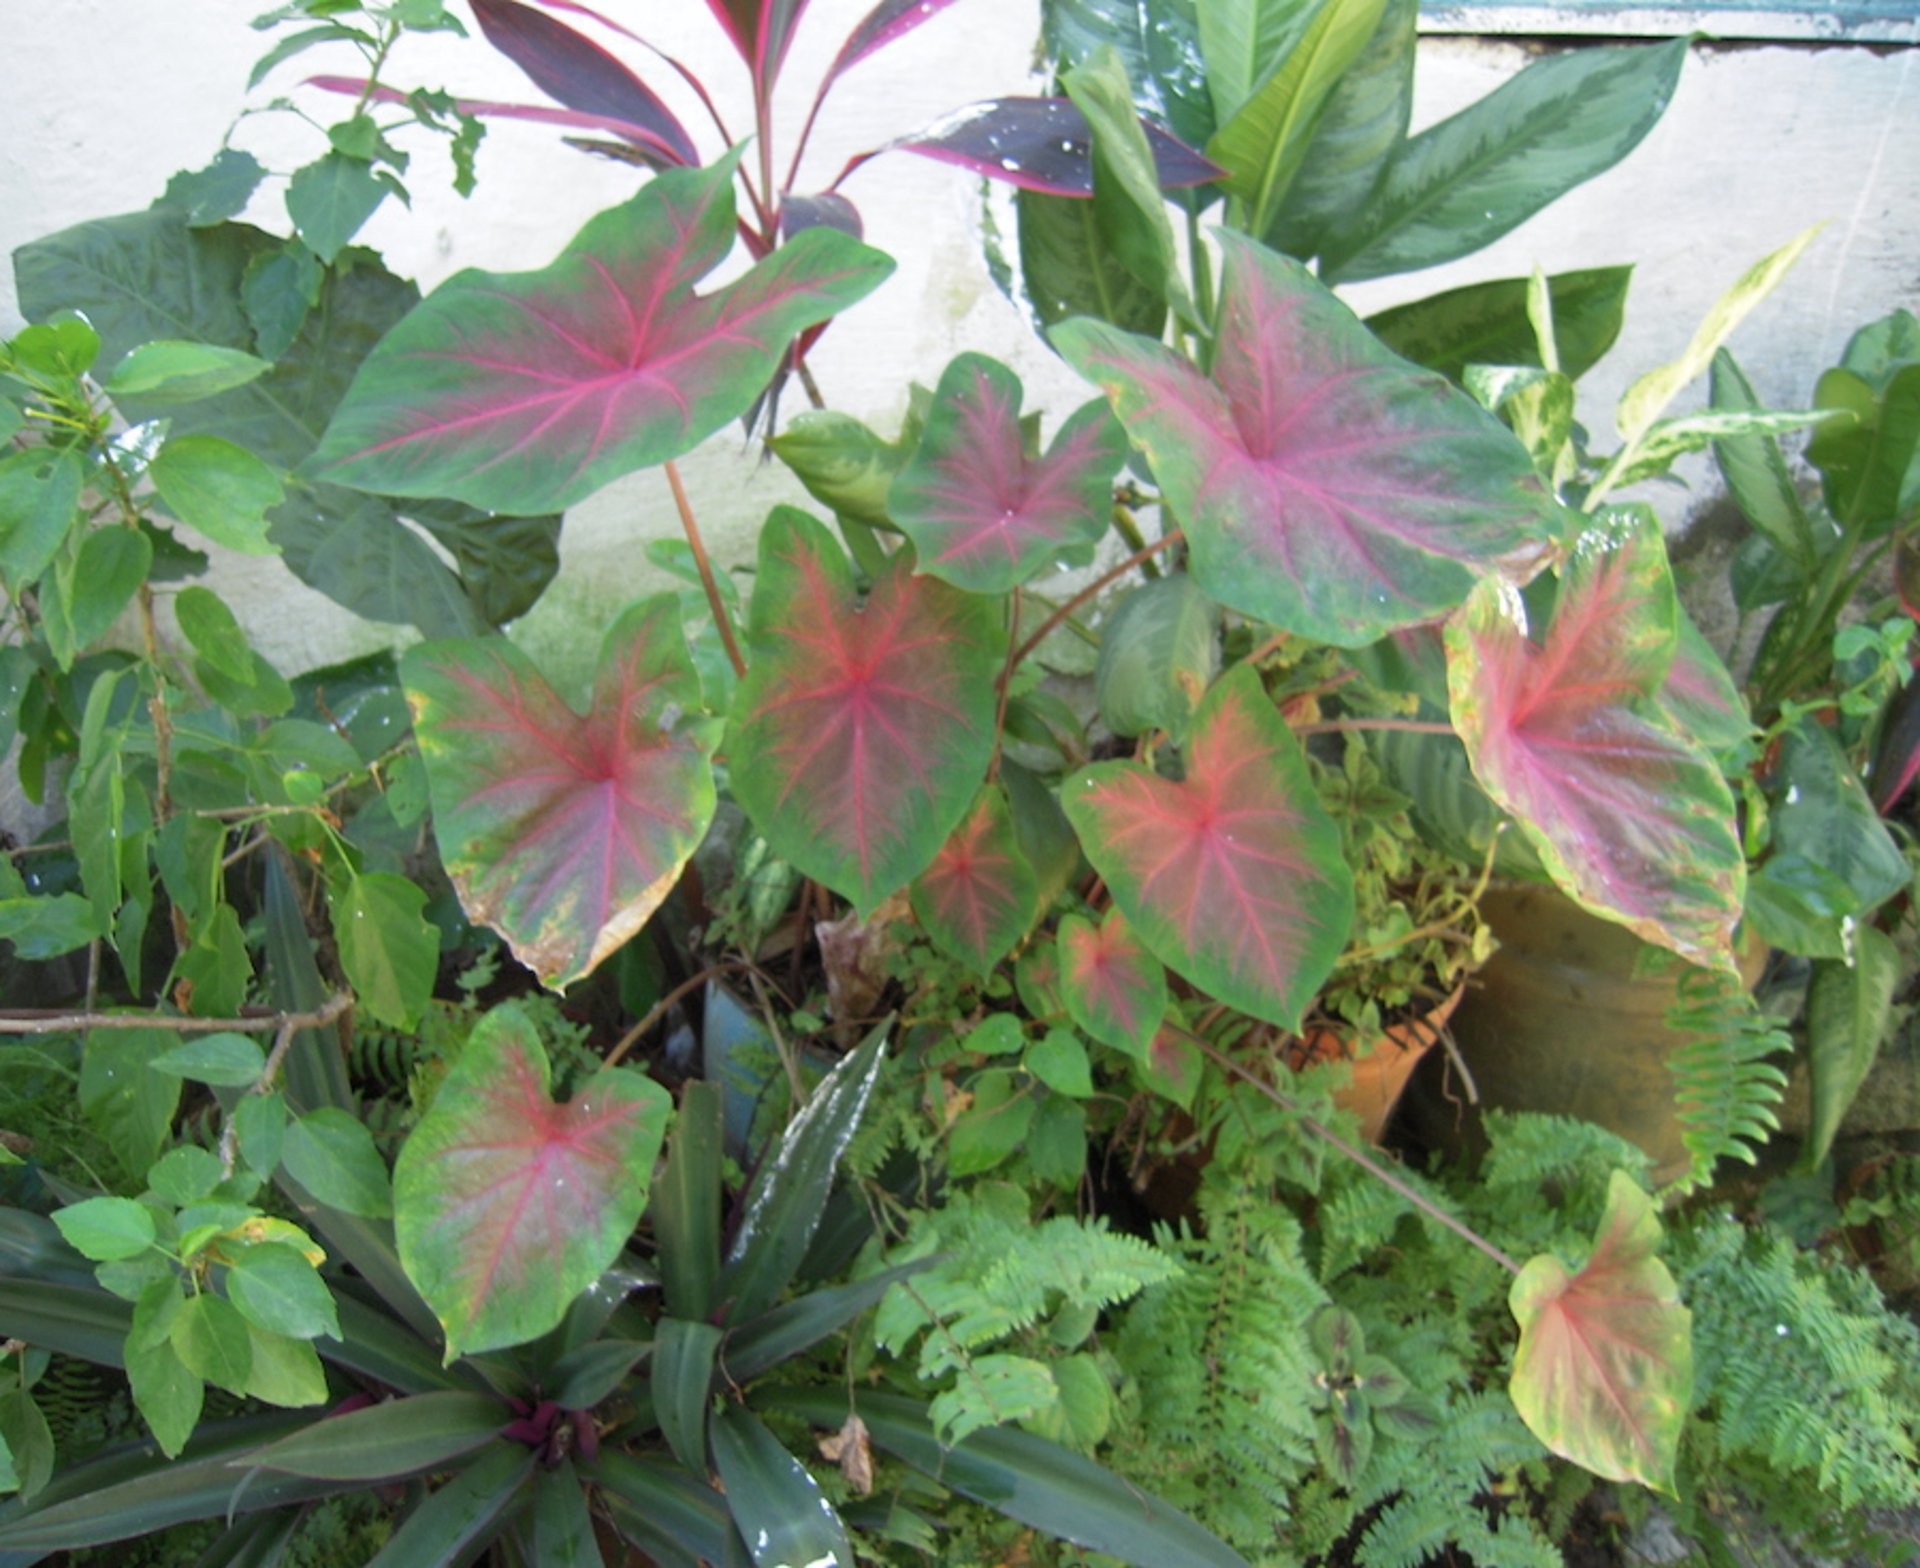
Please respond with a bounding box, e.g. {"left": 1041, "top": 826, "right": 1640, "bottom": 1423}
{"left": 1061, "top": 664, "right": 1353, "bottom": 1029}
{"left": 728, "top": 510, "right": 1002, "bottom": 914}
{"left": 909, "top": 785, "right": 1041, "bottom": 974}
{"left": 1509, "top": 1171, "right": 1692, "bottom": 1494}
{"left": 403, "top": 596, "right": 718, "bottom": 988}
{"left": 1056, "top": 908, "right": 1167, "bottom": 1059}
{"left": 1054, "top": 232, "right": 1556, "bottom": 646}
{"left": 310, "top": 158, "right": 892, "bottom": 515}
{"left": 393, "top": 1005, "right": 673, "bottom": 1360}
{"left": 889, "top": 353, "right": 1125, "bottom": 593}
{"left": 1447, "top": 512, "right": 1744, "bottom": 971}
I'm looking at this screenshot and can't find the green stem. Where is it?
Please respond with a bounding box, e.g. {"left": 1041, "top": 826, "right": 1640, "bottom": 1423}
{"left": 1109, "top": 502, "right": 1160, "bottom": 578}
{"left": 664, "top": 460, "right": 748, "bottom": 680}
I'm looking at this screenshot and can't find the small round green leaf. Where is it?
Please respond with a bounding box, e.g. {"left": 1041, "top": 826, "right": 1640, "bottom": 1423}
{"left": 226, "top": 1242, "right": 341, "bottom": 1342}
{"left": 52, "top": 1196, "right": 156, "bottom": 1262}
{"left": 151, "top": 1031, "right": 266, "bottom": 1088}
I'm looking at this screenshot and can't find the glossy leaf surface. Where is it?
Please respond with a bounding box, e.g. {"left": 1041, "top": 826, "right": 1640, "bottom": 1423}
{"left": 910, "top": 786, "right": 1040, "bottom": 974}
{"left": 1447, "top": 514, "right": 1744, "bottom": 970}
{"left": 728, "top": 510, "right": 1001, "bottom": 914}
{"left": 711, "top": 1404, "right": 855, "bottom": 1568}
{"left": 1509, "top": 1172, "right": 1692, "bottom": 1493}
{"left": 900, "top": 97, "right": 1220, "bottom": 196}
{"left": 1061, "top": 664, "right": 1353, "bottom": 1028}
{"left": 1055, "top": 232, "right": 1555, "bottom": 646}
{"left": 392, "top": 1004, "right": 672, "bottom": 1359}
{"left": 890, "top": 353, "right": 1125, "bottom": 593}
{"left": 1367, "top": 267, "right": 1633, "bottom": 387}
{"left": 828, "top": 0, "right": 967, "bottom": 86}
{"left": 403, "top": 596, "right": 717, "bottom": 988}
{"left": 311, "top": 159, "right": 892, "bottom": 515}
{"left": 1057, "top": 908, "right": 1166, "bottom": 1059}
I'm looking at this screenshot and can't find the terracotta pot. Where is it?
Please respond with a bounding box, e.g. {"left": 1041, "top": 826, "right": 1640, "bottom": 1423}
{"left": 1395, "top": 884, "right": 1767, "bottom": 1184}
{"left": 1285, "top": 985, "right": 1465, "bottom": 1145}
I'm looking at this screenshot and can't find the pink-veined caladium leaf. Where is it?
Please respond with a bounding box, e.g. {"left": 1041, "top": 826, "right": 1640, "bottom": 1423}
{"left": 470, "top": 0, "right": 699, "bottom": 166}
{"left": 728, "top": 508, "right": 1003, "bottom": 915}
{"left": 1053, "top": 231, "right": 1559, "bottom": 647}
{"left": 401, "top": 595, "right": 719, "bottom": 989}
{"left": 895, "top": 97, "right": 1222, "bottom": 196}
{"left": 1509, "top": 1170, "right": 1693, "bottom": 1494}
{"left": 1659, "top": 605, "right": 1752, "bottom": 756}
{"left": 1061, "top": 663, "right": 1354, "bottom": 1029}
{"left": 889, "top": 352, "right": 1126, "bottom": 594}
{"left": 307, "top": 156, "right": 892, "bottom": 516}
{"left": 393, "top": 1002, "right": 672, "bottom": 1360}
{"left": 1446, "top": 511, "right": 1745, "bottom": 970}
{"left": 1057, "top": 908, "right": 1166, "bottom": 1060}
{"left": 910, "top": 785, "right": 1040, "bottom": 974}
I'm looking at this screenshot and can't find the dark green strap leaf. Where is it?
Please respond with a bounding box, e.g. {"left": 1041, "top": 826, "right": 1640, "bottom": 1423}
{"left": 723, "top": 1258, "right": 944, "bottom": 1385}
{"left": 656, "top": 1080, "right": 724, "bottom": 1321}
{"left": 587, "top": 1451, "right": 749, "bottom": 1567}
{"left": 364, "top": 1442, "right": 534, "bottom": 1568}
{"left": 243, "top": 1391, "right": 505, "bottom": 1480}
{"left": 710, "top": 1405, "right": 854, "bottom": 1568}
{"left": 652, "top": 1318, "right": 722, "bottom": 1473}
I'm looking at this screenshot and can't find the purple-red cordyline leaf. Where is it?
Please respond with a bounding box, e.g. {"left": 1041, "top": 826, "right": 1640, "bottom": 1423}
{"left": 1053, "top": 232, "right": 1558, "bottom": 647}
{"left": 306, "top": 77, "right": 689, "bottom": 167}
{"left": 401, "top": 595, "right": 718, "bottom": 989}
{"left": 909, "top": 785, "right": 1040, "bottom": 973}
{"left": 1061, "top": 664, "right": 1353, "bottom": 1029}
{"left": 1870, "top": 670, "right": 1920, "bottom": 813}
{"left": 470, "top": 0, "right": 699, "bottom": 165}
{"left": 895, "top": 97, "right": 1221, "bottom": 196}
{"left": 728, "top": 508, "right": 1003, "bottom": 915}
{"left": 1509, "top": 1171, "right": 1693, "bottom": 1494}
{"left": 890, "top": 353, "right": 1126, "bottom": 594}
{"left": 308, "top": 157, "right": 892, "bottom": 515}
{"left": 1445, "top": 512, "right": 1745, "bottom": 970}
{"left": 828, "top": 0, "right": 967, "bottom": 86}
{"left": 782, "top": 192, "right": 863, "bottom": 241}
{"left": 707, "top": 0, "right": 810, "bottom": 87}
{"left": 1057, "top": 908, "right": 1166, "bottom": 1060}
{"left": 393, "top": 1003, "right": 672, "bottom": 1360}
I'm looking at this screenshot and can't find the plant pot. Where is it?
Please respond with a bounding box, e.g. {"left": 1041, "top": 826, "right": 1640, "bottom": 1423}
{"left": 1394, "top": 884, "right": 1767, "bottom": 1184}
{"left": 1285, "top": 985, "right": 1465, "bottom": 1146}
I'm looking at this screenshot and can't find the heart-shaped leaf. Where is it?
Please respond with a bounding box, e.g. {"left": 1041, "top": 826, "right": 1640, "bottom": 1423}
{"left": 910, "top": 784, "right": 1040, "bottom": 974}
{"left": 1446, "top": 511, "right": 1744, "bottom": 970}
{"left": 1056, "top": 908, "right": 1166, "bottom": 1060}
{"left": 728, "top": 509, "right": 1003, "bottom": 914}
{"left": 1053, "top": 231, "right": 1557, "bottom": 647}
{"left": 310, "top": 158, "right": 893, "bottom": 515}
{"left": 1509, "top": 1171, "right": 1693, "bottom": 1493}
{"left": 394, "top": 1003, "right": 672, "bottom": 1360}
{"left": 403, "top": 595, "right": 718, "bottom": 988}
{"left": 889, "top": 353, "right": 1126, "bottom": 594}
{"left": 1061, "top": 664, "right": 1353, "bottom": 1029}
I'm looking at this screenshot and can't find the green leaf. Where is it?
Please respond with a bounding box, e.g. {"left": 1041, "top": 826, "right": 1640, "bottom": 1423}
{"left": 9, "top": 314, "right": 101, "bottom": 377}
{"left": 0, "top": 1389, "right": 54, "bottom": 1500}
{"left": 148, "top": 1146, "right": 227, "bottom": 1205}
{"left": 244, "top": 1324, "right": 329, "bottom": 1406}
{"left": 248, "top": 1391, "right": 506, "bottom": 1479}
{"left": 1042, "top": 0, "right": 1216, "bottom": 152}
{"left": 52, "top": 1196, "right": 156, "bottom": 1262}
{"left": 172, "top": 1293, "right": 254, "bottom": 1396}
{"left": 283, "top": 1108, "right": 393, "bottom": 1218}
{"left": 1803, "top": 927, "right": 1900, "bottom": 1169}
{"left": 1808, "top": 361, "right": 1920, "bottom": 530}
{"left": 61, "top": 527, "right": 152, "bottom": 651}
{"left": 655, "top": 1079, "right": 724, "bottom": 1322}
{"left": 948, "top": 1069, "right": 1036, "bottom": 1176}
{"left": 162, "top": 149, "right": 268, "bottom": 227}
{"left": 1320, "top": 39, "right": 1687, "bottom": 284}
{"left": 1768, "top": 719, "right": 1909, "bottom": 920}
{"left": 150, "top": 435, "right": 285, "bottom": 555}
{"left": 242, "top": 239, "right": 324, "bottom": 361}
{"left": 79, "top": 1028, "right": 181, "bottom": 1181}
{"left": 0, "top": 448, "right": 84, "bottom": 585}
{"left": 1025, "top": 1029, "right": 1094, "bottom": 1098}
{"left": 531, "top": 1461, "right": 605, "bottom": 1567}
{"left": 710, "top": 1404, "right": 854, "bottom": 1568}
{"left": 285, "top": 152, "right": 391, "bottom": 264}
{"left": 152, "top": 1031, "right": 267, "bottom": 1088}
{"left": 1711, "top": 349, "right": 1816, "bottom": 571}
{"left": 333, "top": 871, "right": 439, "bottom": 1030}
{"left": 1509, "top": 1171, "right": 1692, "bottom": 1493}
{"left": 173, "top": 586, "right": 255, "bottom": 683}
{"left": 226, "top": 1242, "right": 341, "bottom": 1341}
{"left": 124, "top": 1334, "right": 203, "bottom": 1458}
{"left": 723, "top": 1260, "right": 941, "bottom": 1386}
{"left": 0, "top": 893, "right": 104, "bottom": 961}
{"left": 236, "top": 1092, "right": 288, "bottom": 1177}
{"left": 105, "top": 341, "right": 271, "bottom": 404}
{"left": 1095, "top": 572, "right": 1219, "bottom": 744}
{"left": 1367, "top": 267, "right": 1633, "bottom": 386}
{"left": 364, "top": 1443, "right": 534, "bottom": 1567}
{"left": 1015, "top": 187, "right": 1166, "bottom": 338}
{"left": 652, "top": 1317, "right": 721, "bottom": 1472}
{"left": 768, "top": 409, "right": 914, "bottom": 531}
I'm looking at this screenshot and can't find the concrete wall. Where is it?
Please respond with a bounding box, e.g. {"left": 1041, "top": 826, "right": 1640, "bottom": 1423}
{"left": 3, "top": 3, "right": 1916, "bottom": 680}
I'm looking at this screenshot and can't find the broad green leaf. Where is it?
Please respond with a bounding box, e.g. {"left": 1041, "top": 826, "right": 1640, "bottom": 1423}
{"left": 728, "top": 510, "right": 1002, "bottom": 914}
{"left": 1054, "top": 233, "right": 1556, "bottom": 647}
{"left": 334, "top": 871, "right": 440, "bottom": 1029}
{"left": 52, "top": 1197, "right": 155, "bottom": 1263}
{"left": 910, "top": 786, "right": 1041, "bottom": 975}
{"left": 237, "top": 1091, "right": 288, "bottom": 1177}
{"left": 1368, "top": 267, "right": 1633, "bottom": 386}
{"left": 0, "top": 1389, "right": 53, "bottom": 1501}
{"left": 950, "top": 1069, "right": 1037, "bottom": 1176}
{"left": 174, "top": 586, "right": 255, "bottom": 683}
{"left": 247, "top": 1391, "right": 507, "bottom": 1479}
{"left": 172, "top": 1293, "right": 253, "bottom": 1396}
{"left": 0, "top": 448, "right": 83, "bottom": 585}
{"left": 1606, "top": 409, "right": 1829, "bottom": 492}
{"left": 1095, "top": 572, "right": 1219, "bottom": 744}
{"left": 150, "top": 435, "right": 285, "bottom": 554}
{"left": 723, "top": 1260, "right": 942, "bottom": 1386}
{"left": 226, "top": 1243, "right": 341, "bottom": 1341}
{"left": 769, "top": 409, "right": 916, "bottom": 531}
{"left": 79, "top": 1028, "right": 181, "bottom": 1181}
{"left": 285, "top": 152, "right": 392, "bottom": 264}
{"left": 61, "top": 527, "right": 152, "bottom": 651}
{"left": 242, "top": 238, "right": 324, "bottom": 361}
{"left": 0, "top": 893, "right": 104, "bottom": 961}
{"left": 244, "top": 1325, "right": 329, "bottom": 1407}
{"left": 1768, "top": 719, "right": 1909, "bottom": 917}
{"left": 148, "top": 1147, "right": 226, "bottom": 1205}
{"left": 152, "top": 1031, "right": 267, "bottom": 1088}
{"left": 1617, "top": 224, "right": 1824, "bottom": 450}
{"left": 1320, "top": 39, "right": 1687, "bottom": 284}
{"left": 890, "top": 353, "right": 1125, "bottom": 594}
{"left": 8, "top": 314, "right": 100, "bottom": 377}
{"left": 1016, "top": 187, "right": 1167, "bottom": 338}
{"left": 1041, "top": 0, "right": 1216, "bottom": 152}
{"left": 1803, "top": 926, "right": 1900, "bottom": 1168}
{"left": 1509, "top": 1171, "right": 1692, "bottom": 1493}
{"left": 1446, "top": 512, "right": 1744, "bottom": 971}
{"left": 1026, "top": 1029, "right": 1094, "bottom": 1098}
{"left": 1711, "top": 349, "right": 1816, "bottom": 571}
{"left": 1057, "top": 908, "right": 1167, "bottom": 1059}
{"left": 404, "top": 596, "right": 716, "bottom": 988}
{"left": 1808, "top": 361, "right": 1920, "bottom": 530}
{"left": 162, "top": 148, "right": 268, "bottom": 228}
{"left": 105, "top": 341, "right": 271, "bottom": 403}
{"left": 1197, "top": 0, "right": 1317, "bottom": 125}
{"left": 310, "top": 158, "right": 892, "bottom": 514}
{"left": 710, "top": 1404, "right": 855, "bottom": 1568}
{"left": 392, "top": 1003, "right": 671, "bottom": 1359}
{"left": 283, "top": 1108, "right": 393, "bottom": 1218}
{"left": 124, "top": 1334, "right": 202, "bottom": 1458}
{"left": 1062, "top": 664, "right": 1354, "bottom": 1029}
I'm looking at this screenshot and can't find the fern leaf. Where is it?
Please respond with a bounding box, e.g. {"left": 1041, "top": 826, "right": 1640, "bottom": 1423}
{"left": 1665, "top": 970, "right": 1791, "bottom": 1194}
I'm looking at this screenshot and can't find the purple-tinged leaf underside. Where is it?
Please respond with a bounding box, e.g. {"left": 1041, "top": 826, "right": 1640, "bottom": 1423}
{"left": 402, "top": 595, "right": 718, "bottom": 989}
{"left": 308, "top": 157, "right": 893, "bottom": 515}
{"left": 897, "top": 97, "right": 1222, "bottom": 196}
{"left": 1509, "top": 1171, "right": 1693, "bottom": 1494}
{"left": 1053, "top": 231, "right": 1558, "bottom": 647}
{"left": 1446, "top": 514, "right": 1745, "bottom": 971}
{"left": 890, "top": 352, "right": 1126, "bottom": 594}
{"left": 1057, "top": 908, "right": 1166, "bottom": 1060}
{"left": 470, "top": 0, "right": 699, "bottom": 166}
{"left": 1061, "top": 664, "right": 1353, "bottom": 1029}
{"left": 728, "top": 508, "right": 1003, "bottom": 915}
{"left": 706, "top": 0, "right": 810, "bottom": 87}
{"left": 393, "top": 1004, "right": 672, "bottom": 1360}
{"left": 910, "top": 785, "right": 1040, "bottom": 974}
{"left": 828, "top": 0, "right": 967, "bottom": 88}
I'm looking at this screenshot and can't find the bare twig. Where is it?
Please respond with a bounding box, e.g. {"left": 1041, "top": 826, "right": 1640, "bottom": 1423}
{"left": 0, "top": 994, "right": 353, "bottom": 1036}
{"left": 1002, "top": 532, "right": 1183, "bottom": 686}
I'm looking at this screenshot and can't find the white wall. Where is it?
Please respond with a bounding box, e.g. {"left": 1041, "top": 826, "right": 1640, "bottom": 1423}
{"left": 3, "top": 3, "right": 1916, "bottom": 680}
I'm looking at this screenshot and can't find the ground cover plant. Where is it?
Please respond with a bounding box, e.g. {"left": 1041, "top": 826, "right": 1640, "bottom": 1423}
{"left": 2, "top": 1, "right": 1919, "bottom": 1564}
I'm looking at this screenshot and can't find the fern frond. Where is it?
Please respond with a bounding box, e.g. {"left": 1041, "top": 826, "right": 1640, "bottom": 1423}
{"left": 1665, "top": 970, "right": 1791, "bottom": 1194}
